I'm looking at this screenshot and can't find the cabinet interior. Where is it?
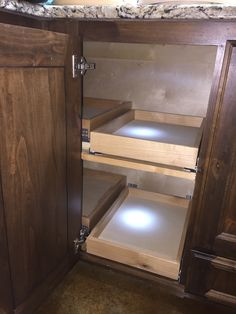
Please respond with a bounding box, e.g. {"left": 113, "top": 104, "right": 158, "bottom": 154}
{"left": 81, "top": 41, "right": 217, "bottom": 279}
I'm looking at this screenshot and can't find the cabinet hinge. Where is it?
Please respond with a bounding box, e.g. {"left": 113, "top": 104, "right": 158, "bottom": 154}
{"left": 73, "top": 225, "right": 90, "bottom": 254}
{"left": 178, "top": 268, "right": 181, "bottom": 282}
{"left": 183, "top": 158, "right": 203, "bottom": 174}
{"left": 72, "top": 55, "right": 96, "bottom": 78}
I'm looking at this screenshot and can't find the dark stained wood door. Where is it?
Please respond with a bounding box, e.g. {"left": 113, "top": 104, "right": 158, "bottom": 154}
{"left": 211, "top": 43, "right": 236, "bottom": 259}
{"left": 186, "top": 41, "right": 236, "bottom": 306}
{"left": 0, "top": 181, "right": 13, "bottom": 314}
{"left": 0, "top": 22, "right": 82, "bottom": 311}
{"left": 191, "top": 41, "right": 236, "bottom": 256}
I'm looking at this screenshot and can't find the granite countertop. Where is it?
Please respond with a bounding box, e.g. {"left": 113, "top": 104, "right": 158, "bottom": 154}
{"left": 1, "top": 0, "right": 236, "bottom": 19}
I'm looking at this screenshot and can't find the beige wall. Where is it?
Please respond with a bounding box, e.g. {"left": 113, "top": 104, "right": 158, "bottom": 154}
{"left": 84, "top": 42, "right": 217, "bottom": 117}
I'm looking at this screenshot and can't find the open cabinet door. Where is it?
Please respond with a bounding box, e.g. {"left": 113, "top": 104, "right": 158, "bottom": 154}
{"left": 0, "top": 183, "right": 13, "bottom": 314}
{"left": 0, "top": 22, "right": 82, "bottom": 314}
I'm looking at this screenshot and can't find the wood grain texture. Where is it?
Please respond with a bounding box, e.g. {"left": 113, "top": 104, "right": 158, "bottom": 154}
{"left": 93, "top": 110, "right": 134, "bottom": 134}
{"left": 0, "top": 178, "right": 13, "bottom": 314}
{"left": 87, "top": 237, "right": 180, "bottom": 280}
{"left": 14, "top": 257, "right": 70, "bottom": 314}
{"left": 90, "top": 110, "right": 203, "bottom": 169}
{"left": 82, "top": 98, "right": 132, "bottom": 138}
{"left": 0, "top": 68, "right": 67, "bottom": 306}
{"left": 90, "top": 132, "right": 199, "bottom": 168}
{"left": 0, "top": 11, "right": 47, "bottom": 29}
{"left": 0, "top": 22, "right": 68, "bottom": 67}
{"left": 189, "top": 43, "right": 236, "bottom": 260}
{"left": 2, "top": 13, "right": 236, "bottom": 309}
{"left": 79, "top": 20, "right": 236, "bottom": 45}
{"left": 80, "top": 251, "right": 185, "bottom": 298}
{"left": 0, "top": 18, "right": 83, "bottom": 313}
{"left": 206, "top": 290, "right": 236, "bottom": 307}
{"left": 47, "top": 20, "right": 83, "bottom": 261}
{"left": 186, "top": 251, "right": 236, "bottom": 307}
{"left": 212, "top": 256, "right": 236, "bottom": 272}
{"left": 81, "top": 152, "right": 196, "bottom": 180}
{"left": 180, "top": 43, "right": 227, "bottom": 285}
{"left": 134, "top": 111, "right": 203, "bottom": 128}
{"left": 87, "top": 188, "right": 189, "bottom": 280}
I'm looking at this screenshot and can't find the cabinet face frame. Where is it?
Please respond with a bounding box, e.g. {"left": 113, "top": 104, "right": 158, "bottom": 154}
{"left": 194, "top": 41, "right": 236, "bottom": 256}
{"left": 1, "top": 13, "right": 236, "bottom": 308}
{"left": 79, "top": 19, "right": 236, "bottom": 284}
{"left": 184, "top": 41, "right": 236, "bottom": 302}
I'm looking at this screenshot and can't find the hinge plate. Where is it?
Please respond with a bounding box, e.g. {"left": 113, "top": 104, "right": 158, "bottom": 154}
{"left": 186, "top": 194, "right": 192, "bottom": 200}
{"left": 72, "top": 55, "right": 95, "bottom": 78}
{"left": 73, "top": 225, "right": 90, "bottom": 254}
{"left": 183, "top": 158, "right": 203, "bottom": 174}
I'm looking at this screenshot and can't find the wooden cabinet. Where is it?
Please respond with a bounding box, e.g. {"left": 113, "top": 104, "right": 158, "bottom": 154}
{"left": 0, "top": 22, "right": 82, "bottom": 314}
{"left": 0, "top": 187, "right": 13, "bottom": 314}
{"left": 1, "top": 11, "right": 236, "bottom": 312}
{"left": 185, "top": 41, "right": 236, "bottom": 306}
{"left": 79, "top": 20, "right": 236, "bottom": 308}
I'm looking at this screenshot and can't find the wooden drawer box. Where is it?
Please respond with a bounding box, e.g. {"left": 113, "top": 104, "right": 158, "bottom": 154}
{"left": 83, "top": 168, "right": 126, "bottom": 229}
{"left": 90, "top": 110, "right": 204, "bottom": 169}
{"left": 86, "top": 187, "right": 190, "bottom": 279}
{"left": 82, "top": 97, "right": 132, "bottom": 142}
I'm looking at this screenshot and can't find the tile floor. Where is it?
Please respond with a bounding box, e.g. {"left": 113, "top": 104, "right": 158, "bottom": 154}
{"left": 35, "top": 261, "right": 234, "bottom": 314}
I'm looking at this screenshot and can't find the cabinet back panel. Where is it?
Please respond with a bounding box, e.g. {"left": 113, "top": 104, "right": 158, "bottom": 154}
{"left": 84, "top": 42, "right": 217, "bottom": 117}
{"left": 0, "top": 68, "right": 67, "bottom": 306}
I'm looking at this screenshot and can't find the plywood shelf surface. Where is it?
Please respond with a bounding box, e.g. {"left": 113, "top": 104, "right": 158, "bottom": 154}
{"left": 90, "top": 110, "right": 204, "bottom": 169}
{"left": 83, "top": 168, "right": 126, "bottom": 229}
{"left": 86, "top": 187, "right": 190, "bottom": 279}
{"left": 114, "top": 120, "right": 200, "bottom": 147}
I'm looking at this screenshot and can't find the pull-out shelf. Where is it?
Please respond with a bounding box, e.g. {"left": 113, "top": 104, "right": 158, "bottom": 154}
{"left": 82, "top": 97, "right": 132, "bottom": 142}
{"left": 86, "top": 188, "right": 190, "bottom": 280}
{"left": 82, "top": 152, "right": 196, "bottom": 181}
{"left": 90, "top": 110, "right": 204, "bottom": 169}
{"left": 83, "top": 168, "right": 126, "bottom": 229}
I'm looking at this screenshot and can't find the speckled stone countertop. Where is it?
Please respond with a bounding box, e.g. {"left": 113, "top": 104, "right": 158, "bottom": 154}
{"left": 1, "top": 0, "right": 236, "bottom": 19}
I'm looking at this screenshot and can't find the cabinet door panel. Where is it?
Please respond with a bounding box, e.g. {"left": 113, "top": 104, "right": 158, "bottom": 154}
{"left": 0, "top": 22, "right": 83, "bottom": 312}
{"left": 187, "top": 251, "right": 236, "bottom": 306}
{"left": 192, "top": 42, "right": 236, "bottom": 258}
{"left": 186, "top": 42, "right": 236, "bottom": 305}
{"left": 0, "top": 22, "right": 67, "bottom": 66}
{"left": 47, "top": 21, "right": 83, "bottom": 259}
{"left": 212, "top": 44, "right": 236, "bottom": 257}
{"left": 0, "top": 68, "right": 67, "bottom": 306}
{"left": 0, "top": 183, "right": 13, "bottom": 314}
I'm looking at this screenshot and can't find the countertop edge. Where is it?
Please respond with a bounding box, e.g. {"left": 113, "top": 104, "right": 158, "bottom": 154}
{"left": 1, "top": 1, "right": 236, "bottom": 20}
